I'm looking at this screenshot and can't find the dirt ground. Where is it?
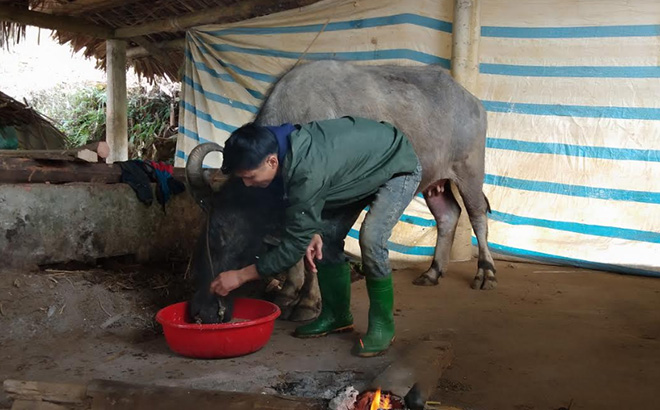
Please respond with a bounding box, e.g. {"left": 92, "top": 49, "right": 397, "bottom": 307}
{"left": 1, "top": 259, "right": 659, "bottom": 410}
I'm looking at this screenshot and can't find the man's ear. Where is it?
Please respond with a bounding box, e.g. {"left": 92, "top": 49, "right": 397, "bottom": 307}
{"left": 266, "top": 154, "right": 278, "bottom": 169}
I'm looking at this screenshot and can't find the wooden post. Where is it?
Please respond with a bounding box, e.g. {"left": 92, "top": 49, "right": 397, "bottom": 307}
{"left": 105, "top": 39, "right": 128, "bottom": 163}
{"left": 450, "top": 0, "right": 482, "bottom": 261}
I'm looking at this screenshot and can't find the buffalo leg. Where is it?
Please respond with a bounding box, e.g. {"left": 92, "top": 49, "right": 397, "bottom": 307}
{"left": 271, "top": 259, "right": 305, "bottom": 320}
{"left": 284, "top": 199, "right": 370, "bottom": 321}
{"left": 413, "top": 180, "right": 461, "bottom": 286}
{"left": 457, "top": 182, "right": 496, "bottom": 290}
{"left": 289, "top": 266, "right": 322, "bottom": 322}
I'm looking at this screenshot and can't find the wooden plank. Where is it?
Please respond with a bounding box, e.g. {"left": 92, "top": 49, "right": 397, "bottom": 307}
{"left": 0, "top": 4, "right": 114, "bottom": 39}
{"left": 0, "top": 150, "right": 97, "bottom": 163}
{"left": 0, "top": 158, "right": 120, "bottom": 183}
{"left": 4, "top": 380, "right": 87, "bottom": 405}
{"left": 87, "top": 379, "right": 324, "bottom": 410}
{"left": 11, "top": 400, "right": 72, "bottom": 410}
{"left": 0, "top": 158, "right": 196, "bottom": 184}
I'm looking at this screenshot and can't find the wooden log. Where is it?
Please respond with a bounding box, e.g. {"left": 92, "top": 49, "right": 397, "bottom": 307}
{"left": 86, "top": 379, "right": 324, "bottom": 410}
{"left": 369, "top": 340, "right": 453, "bottom": 410}
{"left": 41, "top": 0, "right": 131, "bottom": 16}
{"left": 106, "top": 39, "right": 128, "bottom": 164}
{"left": 0, "top": 157, "right": 120, "bottom": 184}
{"left": 0, "top": 150, "right": 97, "bottom": 163}
{"left": 3, "top": 380, "right": 87, "bottom": 405}
{"left": 11, "top": 400, "right": 72, "bottom": 410}
{"left": 0, "top": 4, "right": 113, "bottom": 38}
{"left": 114, "top": 0, "right": 317, "bottom": 38}
{"left": 128, "top": 37, "right": 171, "bottom": 63}
{"left": 126, "top": 39, "right": 186, "bottom": 59}
{"left": 0, "top": 158, "right": 198, "bottom": 184}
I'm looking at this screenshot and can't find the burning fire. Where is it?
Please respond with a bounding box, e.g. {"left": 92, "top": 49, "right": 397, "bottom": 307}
{"left": 369, "top": 388, "right": 392, "bottom": 410}
{"left": 355, "top": 388, "right": 402, "bottom": 410}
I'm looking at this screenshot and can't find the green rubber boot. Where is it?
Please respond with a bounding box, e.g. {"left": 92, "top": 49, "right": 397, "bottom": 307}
{"left": 354, "top": 275, "right": 395, "bottom": 357}
{"left": 294, "top": 262, "right": 353, "bottom": 338}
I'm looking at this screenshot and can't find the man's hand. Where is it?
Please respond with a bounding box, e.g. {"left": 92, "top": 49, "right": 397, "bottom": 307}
{"left": 210, "top": 264, "right": 260, "bottom": 296}
{"left": 305, "top": 234, "right": 323, "bottom": 273}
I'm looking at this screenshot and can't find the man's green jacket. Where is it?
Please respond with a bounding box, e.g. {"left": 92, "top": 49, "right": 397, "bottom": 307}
{"left": 256, "top": 116, "right": 418, "bottom": 277}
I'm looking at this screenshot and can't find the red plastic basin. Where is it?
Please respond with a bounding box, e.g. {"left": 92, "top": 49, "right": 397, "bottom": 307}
{"left": 155, "top": 298, "right": 281, "bottom": 359}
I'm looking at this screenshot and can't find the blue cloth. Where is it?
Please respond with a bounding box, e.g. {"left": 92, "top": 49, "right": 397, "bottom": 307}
{"left": 265, "top": 123, "right": 296, "bottom": 204}
{"left": 152, "top": 167, "right": 172, "bottom": 205}
{"left": 265, "top": 123, "right": 296, "bottom": 164}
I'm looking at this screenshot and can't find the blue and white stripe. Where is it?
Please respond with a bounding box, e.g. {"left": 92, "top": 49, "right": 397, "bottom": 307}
{"left": 176, "top": 0, "right": 660, "bottom": 276}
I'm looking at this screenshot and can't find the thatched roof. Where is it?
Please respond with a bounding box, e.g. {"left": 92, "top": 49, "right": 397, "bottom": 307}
{"left": 0, "top": 90, "right": 66, "bottom": 149}
{"left": 1, "top": 0, "right": 320, "bottom": 81}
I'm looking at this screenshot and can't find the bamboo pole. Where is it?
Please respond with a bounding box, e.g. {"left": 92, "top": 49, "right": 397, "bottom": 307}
{"left": 105, "top": 39, "right": 128, "bottom": 164}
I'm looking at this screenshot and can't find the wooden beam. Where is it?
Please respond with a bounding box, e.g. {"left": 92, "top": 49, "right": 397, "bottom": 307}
{"left": 41, "top": 0, "right": 143, "bottom": 16}
{"left": 0, "top": 157, "right": 193, "bottom": 184}
{"left": 126, "top": 39, "right": 185, "bottom": 59}
{"left": 3, "top": 380, "right": 88, "bottom": 405}
{"left": 0, "top": 149, "right": 97, "bottom": 163}
{"left": 10, "top": 399, "right": 70, "bottom": 410}
{"left": 4, "top": 379, "right": 325, "bottom": 410}
{"left": 129, "top": 36, "right": 173, "bottom": 62}
{"left": 0, "top": 4, "right": 114, "bottom": 39}
{"left": 449, "top": 0, "right": 482, "bottom": 262}
{"left": 105, "top": 39, "right": 128, "bottom": 163}
{"left": 114, "top": 0, "right": 311, "bottom": 38}
{"left": 0, "top": 157, "right": 122, "bottom": 184}
{"left": 87, "top": 379, "right": 326, "bottom": 410}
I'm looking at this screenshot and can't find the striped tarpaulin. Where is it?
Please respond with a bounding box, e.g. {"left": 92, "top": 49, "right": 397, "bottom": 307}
{"left": 175, "top": 0, "right": 660, "bottom": 276}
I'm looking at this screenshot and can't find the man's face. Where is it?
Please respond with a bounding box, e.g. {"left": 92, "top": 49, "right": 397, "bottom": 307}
{"left": 235, "top": 154, "right": 279, "bottom": 188}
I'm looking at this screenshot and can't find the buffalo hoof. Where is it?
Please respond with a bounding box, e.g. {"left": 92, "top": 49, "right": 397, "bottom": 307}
{"left": 278, "top": 305, "right": 294, "bottom": 321}
{"left": 471, "top": 267, "right": 497, "bottom": 290}
{"left": 272, "top": 296, "right": 299, "bottom": 321}
{"left": 289, "top": 305, "right": 320, "bottom": 322}
{"left": 412, "top": 271, "right": 440, "bottom": 286}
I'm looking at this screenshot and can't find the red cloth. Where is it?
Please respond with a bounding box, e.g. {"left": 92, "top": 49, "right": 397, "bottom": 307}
{"left": 150, "top": 161, "right": 173, "bottom": 175}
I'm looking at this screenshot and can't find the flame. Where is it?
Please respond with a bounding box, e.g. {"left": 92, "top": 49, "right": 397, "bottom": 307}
{"left": 369, "top": 388, "right": 392, "bottom": 410}
{"left": 369, "top": 389, "right": 381, "bottom": 410}
{"left": 382, "top": 395, "right": 391, "bottom": 409}
{"left": 360, "top": 339, "right": 364, "bottom": 349}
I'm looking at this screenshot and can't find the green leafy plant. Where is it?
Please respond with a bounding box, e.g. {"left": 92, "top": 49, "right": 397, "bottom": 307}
{"left": 29, "top": 83, "right": 177, "bottom": 160}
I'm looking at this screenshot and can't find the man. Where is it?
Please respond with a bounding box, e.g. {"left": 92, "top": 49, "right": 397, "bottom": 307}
{"left": 210, "top": 116, "right": 421, "bottom": 357}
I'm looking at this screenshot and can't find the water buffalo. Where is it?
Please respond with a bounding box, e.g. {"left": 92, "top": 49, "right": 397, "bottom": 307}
{"left": 185, "top": 148, "right": 320, "bottom": 323}
{"left": 186, "top": 60, "right": 495, "bottom": 323}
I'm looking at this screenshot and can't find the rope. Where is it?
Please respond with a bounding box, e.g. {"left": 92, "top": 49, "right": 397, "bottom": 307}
{"left": 292, "top": 17, "right": 331, "bottom": 69}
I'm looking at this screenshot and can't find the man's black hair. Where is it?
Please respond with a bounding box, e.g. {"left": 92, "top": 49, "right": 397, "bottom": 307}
{"left": 221, "top": 123, "right": 277, "bottom": 174}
